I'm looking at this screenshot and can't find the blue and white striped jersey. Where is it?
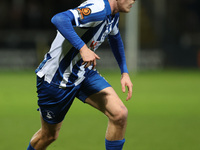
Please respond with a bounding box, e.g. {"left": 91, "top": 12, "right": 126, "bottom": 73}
{"left": 36, "top": 0, "right": 120, "bottom": 88}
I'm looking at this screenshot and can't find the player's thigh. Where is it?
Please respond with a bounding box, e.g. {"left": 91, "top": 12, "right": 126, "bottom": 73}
{"left": 85, "top": 87, "right": 127, "bottom": 120}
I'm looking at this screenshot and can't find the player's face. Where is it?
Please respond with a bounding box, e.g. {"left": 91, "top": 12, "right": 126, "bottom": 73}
{"left": 117, "top": 0, "right": 136, "bottom": 13}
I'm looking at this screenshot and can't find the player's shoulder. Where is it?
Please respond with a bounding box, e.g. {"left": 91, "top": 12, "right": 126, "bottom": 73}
{"left": 79, "top": 0, "right": 106, "bottom": 13}
{"left": 80, "top": 0, "right": 105, "bottom": 7}
{"left": 69, "top": 0, "right": 110, "bottom": 26}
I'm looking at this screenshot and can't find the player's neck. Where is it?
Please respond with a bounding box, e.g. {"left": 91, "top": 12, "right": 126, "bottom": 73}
{"left": 108, "top": 0, "right": 119, "bottom": 15}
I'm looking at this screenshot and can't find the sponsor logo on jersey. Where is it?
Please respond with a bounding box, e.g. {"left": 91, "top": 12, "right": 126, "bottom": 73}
{"left": 89, "top": 41, "right": 98, "bottom": 50}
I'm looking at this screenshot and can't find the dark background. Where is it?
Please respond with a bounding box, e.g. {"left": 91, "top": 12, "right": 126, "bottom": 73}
{"left": 0, "top": 0, "right": 200, "bottom": 69}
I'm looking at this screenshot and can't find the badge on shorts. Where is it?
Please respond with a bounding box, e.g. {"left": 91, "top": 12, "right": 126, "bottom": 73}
{"left": 45, "top": 110, "right": 55, "bottom": 120}
{"left": 77, "top": 7, "right": 91, "bottom": 20}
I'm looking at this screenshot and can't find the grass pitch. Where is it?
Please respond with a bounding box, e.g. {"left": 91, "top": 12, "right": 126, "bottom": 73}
{"left": 0, "top": 69, "right": 200, "bottom": 150}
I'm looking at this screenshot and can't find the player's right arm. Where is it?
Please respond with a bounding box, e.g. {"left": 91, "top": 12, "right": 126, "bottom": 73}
{"left": 51, "top": 11, "right": 99, "bottom": 68}
{"left": 80, "top": 44, "right": 100, "bottom": 69}
{"left": 51, "top": 11, "right": 84, "bottom": 50}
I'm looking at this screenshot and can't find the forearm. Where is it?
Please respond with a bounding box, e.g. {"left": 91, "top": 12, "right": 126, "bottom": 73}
{"left": 51, "top": 11, "right": 85, "bottom": 50}
{"left": 108, "top": 33, "right": 128, "bottom": 74}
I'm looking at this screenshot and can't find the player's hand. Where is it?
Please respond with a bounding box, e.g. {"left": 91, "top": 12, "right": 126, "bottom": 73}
{"left": 121, "top": 73, "right": 133, "bottom": 101}
{"left": 80, "top": 44, "right": 100, "bottom": 69}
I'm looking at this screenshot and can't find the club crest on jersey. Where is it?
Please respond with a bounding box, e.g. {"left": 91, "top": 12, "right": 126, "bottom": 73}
{"left": 77, "top": 7, "right": 91, "bottom": 20}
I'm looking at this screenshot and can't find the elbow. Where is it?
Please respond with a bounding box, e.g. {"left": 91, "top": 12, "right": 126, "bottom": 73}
{"left": 51, "top": 11, "right": 73, "bottom": 27}
{"left": 51, "top": 13, "right": 63, "bottom": 26}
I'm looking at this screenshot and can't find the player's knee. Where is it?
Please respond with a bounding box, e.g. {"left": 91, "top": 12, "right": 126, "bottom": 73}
{"left": 47, "top": 135, "right": 58, "bottom": 143}
{"left": 111, "top": 106, "right": 128, "bottom": 127}
{"left": 44, "top": 135, "right": 58, "bottom": 144}
{"left": 41, "top": 131, "right": 59, "bottom": 143}
{"left": 49, "top": 133, "right": 59, "bottom": 142}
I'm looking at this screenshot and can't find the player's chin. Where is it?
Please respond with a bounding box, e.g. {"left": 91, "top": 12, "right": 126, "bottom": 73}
{"left": 123, "top": 10, "right": 130, "bottom": 13}
{"left": 123, "top": 8, "right": 131, "bottom": 13}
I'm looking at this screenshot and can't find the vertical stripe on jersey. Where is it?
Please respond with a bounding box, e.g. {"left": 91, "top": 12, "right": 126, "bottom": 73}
{"left": 96, "top": 22, "right": 107, "bottom": 41}
{"left": 112, "top": 14, "right": 119, "bottom": 29}
{"left": 35, "top": 53, "right": 52, "bottom": 73}
{"left": 66, "top": 59, "right": 84, "bottom": 86}
{"left": 51, "top": 46, "right": 79, "bottom": 86}
{"left": 95, "top": 15, "right": 119, "bottom": 41}
{"left": 51, "top": 24, "right": 101, "bottom": 87}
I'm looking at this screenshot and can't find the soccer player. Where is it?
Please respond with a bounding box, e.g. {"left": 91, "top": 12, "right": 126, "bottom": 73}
{"left": 27, "top": 0, "right": 135, "bottom": 149}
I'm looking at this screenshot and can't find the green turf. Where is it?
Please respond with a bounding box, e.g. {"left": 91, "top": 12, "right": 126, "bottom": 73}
{"left": 0, "top": 69, "right": 200, "bottom": 150}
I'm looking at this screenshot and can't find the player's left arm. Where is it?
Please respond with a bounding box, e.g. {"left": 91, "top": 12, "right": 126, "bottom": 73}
{"left": 108, "top": 33, "right": 133, "bottom": 101}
